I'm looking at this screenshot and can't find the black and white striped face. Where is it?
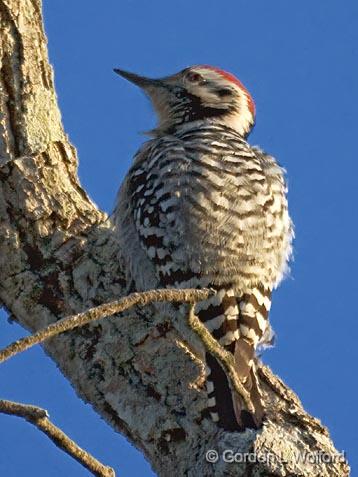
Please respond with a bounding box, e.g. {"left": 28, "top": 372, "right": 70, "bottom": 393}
{"left": 114, "top": 65, "right": 256, "bottom": 137}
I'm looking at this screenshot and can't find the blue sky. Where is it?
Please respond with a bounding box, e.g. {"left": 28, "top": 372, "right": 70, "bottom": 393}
{"left": 0, "top": 1, "right": 357, "bottom": 475}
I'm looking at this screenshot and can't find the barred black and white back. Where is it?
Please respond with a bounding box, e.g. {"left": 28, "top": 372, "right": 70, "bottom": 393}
{"left": 113, "top": 66, "right": 293, "bottom": 431}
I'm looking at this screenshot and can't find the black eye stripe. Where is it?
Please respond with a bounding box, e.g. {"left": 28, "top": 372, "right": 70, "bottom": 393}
{"left": 216, "top": 88, "right": 233, "bottom": 97}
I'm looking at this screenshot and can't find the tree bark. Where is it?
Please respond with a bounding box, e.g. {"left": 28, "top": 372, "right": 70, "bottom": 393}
{"left": 0, "top": 1, "right": 350, "bottom": 476}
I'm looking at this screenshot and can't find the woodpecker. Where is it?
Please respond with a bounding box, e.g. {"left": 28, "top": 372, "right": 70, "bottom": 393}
{"left": 113, "top": 65, "right": 293, "bottom": 431}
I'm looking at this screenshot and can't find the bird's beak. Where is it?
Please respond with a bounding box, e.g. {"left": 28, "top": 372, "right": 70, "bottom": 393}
{"left": 113, "top": 68, "right": 162, "bottom": 89}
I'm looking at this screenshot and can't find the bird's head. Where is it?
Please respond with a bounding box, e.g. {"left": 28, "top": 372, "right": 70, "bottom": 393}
{"left": 114, "top": 65, "right": 255, "bottom": 137}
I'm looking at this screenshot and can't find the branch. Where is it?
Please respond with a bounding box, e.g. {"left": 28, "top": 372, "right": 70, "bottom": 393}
{"left": 0, "top": 288, "right": 212, "bottom": 364}
{"left": 0, "top": 287, "right": 252, "bottom": 414}
{"left": 0, "top": 1, "right": 350, "bottom": 475}
{"left": 188, "top": 305, "right": 254, "bottom": 413}
{"left": 0, "top": 399, "right": 115, "bottom": 477}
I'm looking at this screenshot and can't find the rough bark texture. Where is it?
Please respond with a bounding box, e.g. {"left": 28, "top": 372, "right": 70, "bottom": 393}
{"left": 0, "top": 1, "right": 350, "bottom": 476}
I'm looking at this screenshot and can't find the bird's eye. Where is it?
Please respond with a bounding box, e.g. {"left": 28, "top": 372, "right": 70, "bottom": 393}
{"left": 186, "top": 71, "right": 204, "bottom": 83}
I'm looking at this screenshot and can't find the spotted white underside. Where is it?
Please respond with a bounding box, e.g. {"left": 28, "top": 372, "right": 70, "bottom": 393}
{"left": 114, "top": 120, "right": 293, "bottom": 430}
{"left": 114, "top": 120, "right": 293, "bottom": 296}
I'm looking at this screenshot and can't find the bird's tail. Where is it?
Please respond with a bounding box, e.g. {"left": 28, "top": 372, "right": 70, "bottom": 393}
{"left": 195, "top": 285, "right": 272, "bottom": 431}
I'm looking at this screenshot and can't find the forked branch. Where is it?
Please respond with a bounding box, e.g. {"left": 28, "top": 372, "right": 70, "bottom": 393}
{"left": 0, "top": 399, "right": 115, "bottom": 477}
{"left": 0, "top": 288, "right": 212, "bottom": 364}
{"left": 0, "top": 288, "right": 252, "bottom": 414}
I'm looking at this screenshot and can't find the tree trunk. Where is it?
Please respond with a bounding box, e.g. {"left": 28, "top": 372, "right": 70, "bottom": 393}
{"left": 0, "top": 1, "right": 350, "bottom": 476}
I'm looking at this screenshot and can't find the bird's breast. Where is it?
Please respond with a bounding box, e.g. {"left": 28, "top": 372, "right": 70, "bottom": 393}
{"left": 127, "top": 138, "right": 291, "bottom": 290}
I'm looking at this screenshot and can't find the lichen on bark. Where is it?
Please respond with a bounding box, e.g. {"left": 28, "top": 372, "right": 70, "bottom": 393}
{"left": 0, "top": 1, "right": 350, "bottom": 476}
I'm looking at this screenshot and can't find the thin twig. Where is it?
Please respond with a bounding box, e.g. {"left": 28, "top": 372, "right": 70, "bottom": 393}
{"left": 187, "top": 305, "right": 254, "bottom": 413}
{"left": 0, "top": 399, "right": 115, "bottom": 477}
{"left": 0, "top": 287, "right": 251, "bottom": 413}
{"left": 0, "top": 288, "right": 212, "bottom": 364}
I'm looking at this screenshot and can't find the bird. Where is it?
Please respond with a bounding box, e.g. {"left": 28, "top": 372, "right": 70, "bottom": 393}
{"left": 113, "top": 65, "right": 293, "bottom": 431}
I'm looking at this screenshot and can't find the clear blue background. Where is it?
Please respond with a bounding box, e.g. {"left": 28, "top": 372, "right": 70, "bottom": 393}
{"left": 0, "top": 1, "right": 357, "bottom": 475}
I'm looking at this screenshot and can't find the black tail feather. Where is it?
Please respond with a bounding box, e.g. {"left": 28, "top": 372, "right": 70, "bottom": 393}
{"left": 196, "top": 286, "right": 271, "bottom": 431}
